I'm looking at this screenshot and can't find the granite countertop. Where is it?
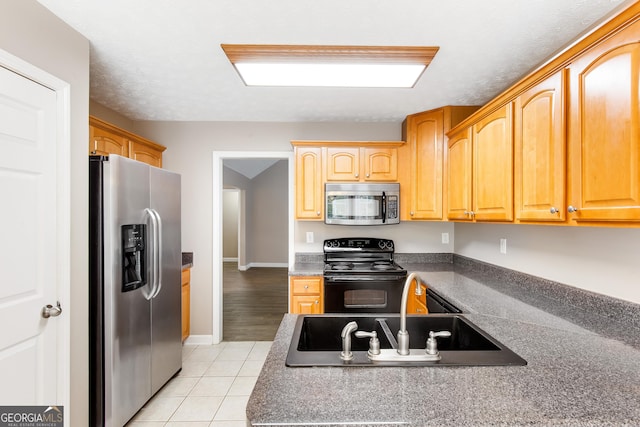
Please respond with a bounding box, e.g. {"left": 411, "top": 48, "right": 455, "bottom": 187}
{"left": 248, "top": 261, "right": 640, "bottom": 426}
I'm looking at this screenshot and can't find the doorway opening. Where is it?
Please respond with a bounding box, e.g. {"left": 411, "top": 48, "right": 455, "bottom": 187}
{"left": 212, "top": 151, "right": 294, "bottom": 343}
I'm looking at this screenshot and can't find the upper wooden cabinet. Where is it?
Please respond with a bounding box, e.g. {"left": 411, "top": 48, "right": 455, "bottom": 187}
{"left": 401, "top": 106, "right": 478, "bottom": 220}
{"left": 129, "top": 140, "right": 163, "bottom": 168}
{"left": 294, "top": 146, "right": 323, "bottom": 220}
{"left": 514, "top": 70, "right": 567, "bottom": 223}
{"left": 445, "top": 2, "right": 640, "bottom": 227}
{"left": 326, "top": 146, "right": 398, "bottom": 182}
{"left": 90, "top": 125, "right": 129, "bottom": 158}
{"left": 472, "top": 103, "right": 514, "bottom": 222}
{"left": 446, "top": 104, "right": 514, "bottom": 222}
{"left": 567, "top": 18, "right": 640, "bottom": 223}
{"left": 446, "top": 127, "right": 474, "bottom": 221}
{"left": 89, "top": 116, "right": 166, "bottom": 168}
{"left": 292, "top": 141, "right": 404, "bottom": 220}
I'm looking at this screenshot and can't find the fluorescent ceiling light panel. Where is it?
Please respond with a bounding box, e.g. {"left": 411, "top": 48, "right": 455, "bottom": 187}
{"left": 221, "top": 45, "right": 438, "bottom": 88}
{"left": 234, "top": 63, "right": 426, "bottom": 87}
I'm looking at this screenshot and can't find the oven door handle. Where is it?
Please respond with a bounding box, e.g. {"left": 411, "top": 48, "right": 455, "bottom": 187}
{"left": 324, "top": 275, "right": 407, "bottom": 282}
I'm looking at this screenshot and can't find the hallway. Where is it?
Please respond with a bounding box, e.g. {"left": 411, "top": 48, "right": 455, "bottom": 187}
{"left": 222, "top": 262, "right": 288, "bottom": 341}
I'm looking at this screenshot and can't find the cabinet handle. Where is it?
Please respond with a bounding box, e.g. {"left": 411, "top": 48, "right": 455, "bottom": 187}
{"left": 366, "top": 173, "right": 370, "bottom": 178}
{"left": 355, "top": 173, "right": 359, "bottom": 178}
{"left": 315, "top": 300, "right": 319, "bottom": 304}
{"left": 568, "top": 205, "right": 579, "bottom": 213}
{"left": 464, "top": 210, "right": 475, "bottom": 217}
{"left": 550, "top": 207, "right": 559, "bottom": 214}
{"left": 304, "top": 285, "right": 309, "bottom": 289}
{"left": 316, "top": 211, "right": 321, "bottom": 216}
{"left": 410, "top": 211, "right": 414, "bottom": 216}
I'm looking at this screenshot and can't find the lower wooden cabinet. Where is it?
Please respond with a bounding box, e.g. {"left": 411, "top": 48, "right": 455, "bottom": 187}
{"left": 406, "top": 279, "right": 428, "bottom": 315}
{"left": 289, "top": 276, "right": 324, "bottom": 314}
{"left": 181, "top": 268, "right": 191, "bottom": 342}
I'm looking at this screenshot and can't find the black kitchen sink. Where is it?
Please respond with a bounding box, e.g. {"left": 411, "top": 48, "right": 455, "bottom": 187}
{"left": 286, "top": 314, "right": 527, "bottom": 367}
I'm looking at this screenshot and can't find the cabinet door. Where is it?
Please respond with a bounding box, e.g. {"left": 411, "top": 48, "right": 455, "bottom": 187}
{"left": 362, "top": 147, "right": 398, "bottom": 181}
{"left": 291, "top": 296, "right": 323, "bottom": 314}
{"left": 130, "top": 139, "right": 163, "bottom": 168}
{"left": 406, "top": 110, "right": 444, "bottom": 219}
{"left": 447, "top": 127, "right": 473, "bottom": 221}
{"left": 294, "top": 147, "right": 323, "bottom": 219}
{"left": 89, "top": 125, "right": 128, "bottom": 157}
{"left": 568, "top": 21, "right": 640, "bottom": 222}
{"left": 326, "top": 147, "right": 360, "bottom": 181}
{"left": 472, "top": 103, "right": 514, "bottom": 221}
{"left": 515, "top": 71, "right": 566, "bottom": 222}
{"left": 289, "top": 276, "right": 324, "bottom": 314}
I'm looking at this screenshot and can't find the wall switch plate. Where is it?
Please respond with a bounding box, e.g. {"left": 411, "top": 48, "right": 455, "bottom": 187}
{"left": 441, "top": 233, "right": 449, "bottom": 244}
{"left": 306, "top": 231, "right": 314, "bottom": 243}
{"left": 500, "top": 238, "right": 507, "bottom": 254}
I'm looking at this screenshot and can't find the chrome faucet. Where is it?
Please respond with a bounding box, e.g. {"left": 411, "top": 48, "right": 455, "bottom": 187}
{"left": 397, "top": 272, "right": 423, "bottom": 355}
{"left": 340, "top": 321, "right": 358, "bottom": 361}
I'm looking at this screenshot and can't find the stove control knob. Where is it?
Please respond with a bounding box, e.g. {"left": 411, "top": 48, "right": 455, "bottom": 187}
{"left": 378, "top": 240, "right": 386, "bottom": 249}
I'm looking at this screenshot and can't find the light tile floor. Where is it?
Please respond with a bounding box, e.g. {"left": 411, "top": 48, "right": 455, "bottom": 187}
{"left": 126, "top": 341, "right": 272, "bottom": 427}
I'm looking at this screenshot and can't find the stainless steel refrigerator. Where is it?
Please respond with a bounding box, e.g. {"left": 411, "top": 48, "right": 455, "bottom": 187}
{"left": 89, "top": 154, "right": 182, "bottom": 427}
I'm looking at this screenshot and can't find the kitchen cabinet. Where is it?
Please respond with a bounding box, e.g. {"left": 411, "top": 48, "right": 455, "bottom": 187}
{"left": 446, "top": 104, "right": 514, "bottom": 222}
{"left": 567, "top": 18, "right": 640, "bottom": 223}
{"left": 129, "top": 139, "right": 163, "bottom": 168}
{"left": 293, "top": 146, "right": 323, "bottom": 220}
{"left": 89, "top": 116, "right": 166, "bottom": 168}
{"left": 325, "top": 146, "right": 398, "bottom": 182}
{"left": 401, "top": 106, "right": 478, "bottom": 220}
{"left": 473, "top": 104, "right": 514, "bottom": 221}
{"left": 89, "top": 125, "right": 129, "bottom": 158}
{"left": 446, "top": 127, "right": 473, "bottom": 221}
{"left": 181, "top": 267, "right": 190, "bottom": 342}
{"left": 289, "top": 276, "right": 324, "bottom": 314}
{"left": 291, "top": 141, "right": 405, "bottom": 220}
{"left": 514, "top": 71, "right": 567, "bottom": 222}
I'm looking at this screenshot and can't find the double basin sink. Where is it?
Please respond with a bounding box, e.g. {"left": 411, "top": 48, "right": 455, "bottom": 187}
{"left": 286, "top": 305, "right": 527, "bottom": 367}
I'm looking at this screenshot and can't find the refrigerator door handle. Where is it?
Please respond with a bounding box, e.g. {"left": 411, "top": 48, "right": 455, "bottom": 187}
{"left": 144, "top": 208, "right": 159, "bottom": 300}
{"left": 149, "top": 208, "right": 163, "bottom": 299}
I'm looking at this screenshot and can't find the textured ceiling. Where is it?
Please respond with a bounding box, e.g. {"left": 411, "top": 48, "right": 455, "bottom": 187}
{"left": 37, "top": 0, "right": 634, "bottom": 122}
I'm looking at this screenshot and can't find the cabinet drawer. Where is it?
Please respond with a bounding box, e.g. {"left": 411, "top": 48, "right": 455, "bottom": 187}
{"left": 291, "top": 277, "right": 322, "bottom": 294}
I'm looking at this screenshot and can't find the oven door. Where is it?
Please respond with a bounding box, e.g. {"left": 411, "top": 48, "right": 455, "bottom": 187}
{"left": 323, "top": 275, "right": 404, "bottom": 313}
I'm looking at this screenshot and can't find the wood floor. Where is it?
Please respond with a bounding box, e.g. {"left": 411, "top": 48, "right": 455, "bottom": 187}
{"left": 223, "top": 262, "right": 289, "bottom": 341}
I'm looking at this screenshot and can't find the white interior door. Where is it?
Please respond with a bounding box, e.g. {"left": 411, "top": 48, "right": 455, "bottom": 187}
{"left": 0, "top": 64, "right": 61, "bottom": 404}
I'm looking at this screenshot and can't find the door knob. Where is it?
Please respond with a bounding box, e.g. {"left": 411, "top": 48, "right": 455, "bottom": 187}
{"left": 42, "top": 301, "right": 62, "bottom": 318}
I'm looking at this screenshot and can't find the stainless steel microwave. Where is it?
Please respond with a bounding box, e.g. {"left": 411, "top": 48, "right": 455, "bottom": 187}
{"left": 325, "top": 183, "right": 400, "bottom": 225}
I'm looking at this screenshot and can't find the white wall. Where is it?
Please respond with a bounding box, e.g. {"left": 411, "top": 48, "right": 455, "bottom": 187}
{"left": 454, "top": 222, "right": 640, "bottom": 304}
{"left": 248, "top": 160, "right": 289, "bottom": 265}
{"left": 294, "top": 220, "right": 455, "bottom": 253}
{"left": 0, "top": 1, "right": 90, "bottom": 424}
{"left": 222, "top": 190, "right": 239, "bottom": 260}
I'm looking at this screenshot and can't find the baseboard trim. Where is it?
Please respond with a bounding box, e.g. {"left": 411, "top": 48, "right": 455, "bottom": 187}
{"left": 247, "top": 262, "right": 288, "bottom": 269}
{"left": 183, "top": 335, "right": 215, "bottom": 346}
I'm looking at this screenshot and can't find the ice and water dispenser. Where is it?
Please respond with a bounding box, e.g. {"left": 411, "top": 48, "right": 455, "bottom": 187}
{"left": 122, "top": 224, "right": 147, "bottom": 292}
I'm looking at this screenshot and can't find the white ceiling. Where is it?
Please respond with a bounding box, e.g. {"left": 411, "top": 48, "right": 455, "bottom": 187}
{"left": 37, "top": 0, "right": 633, "bottom": 123}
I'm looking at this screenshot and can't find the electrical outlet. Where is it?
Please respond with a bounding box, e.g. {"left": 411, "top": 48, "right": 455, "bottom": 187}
{"left": 441, "top": 233, "right": 449, "bottom": 244}
{"left": 500, "top": 238, "right": 507, "bottom": 254}
{"left": 306, "top": 231, "right": 314, "bottom": 243}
